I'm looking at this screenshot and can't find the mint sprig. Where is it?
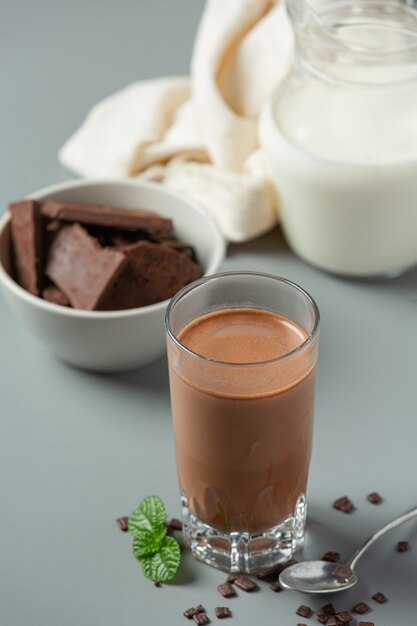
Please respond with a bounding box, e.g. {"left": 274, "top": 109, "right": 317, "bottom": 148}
{"left": 128, "top": 496, "right": 181, "bottom": 583}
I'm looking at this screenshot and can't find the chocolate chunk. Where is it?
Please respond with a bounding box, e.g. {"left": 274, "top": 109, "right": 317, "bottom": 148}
{"left": 332, "top": 496, "right": 354, "bottom": 514}
{"left": 321, "top": 604, "right": 336, "bottom": 615}
{"left": 316, "top": 614, "right": 328, "bottom": 624}
{"left": 97, "top": 240, "right": 203, "bottom": 310}
{"left": 322, "top": 551, "right": 341, "bottom": 563}
{"left": 397, "top": 541, "right": 410, "bottom": 552}
{"left": 168, "top": 518, "right": 182, "bottom": 531}
{"left": 154, "top": 581, "right": 161, "bottom": 587}
{"left": 9, "top": 199, "right": 44, "bottom": 295}
{"left": 269, "top": 582, "right": 282, "bottom": 592}
{"left": 367, "top": 492, "right": 383, "bottom": 504}
{"left": 226, "top": 573, "right": 239, "bottom": 583}
{"left": 45, "top": 224, "right": 127, "bottom": 310}
{"left": 357, "top": 623, "right": 374, "bottom": 626}
{"left": 41, "top": 200, "right": 173, "bottom": 233}
{"left": 325, "top": 618, "right": 338, "bottom": 626}
{"left": 42, "top": 285, "right": 70, "bottom": 307}
{"left": 193, "top": 613, "right": 209, "bottom": 625}
{"left": 296, "top": 605, "right": 312, "bottom": 618}
{"left": 184, "top": 606, "right": 204, "bottom": 619}
{"left": 335, "top": 564, "right": 352, "bottom": 580}
{"left": 372, "top": 592, "right": 387, "bottom": 604}
{"left": 116, "top": 516, "right": 129, "bottom": 531}
{"left": 234, "top": 576, "right": 258, "bottom": 592}
{"left": 215, "top": 607, "right": 231, "bottom": 619}
{"left": 217, "top": 582, "right": 236, "bottom": 598}
{"left": 353, "top": 602, "right": 370, "bottom": 614}
{"left": 336, "top": 610, "right": 353, "bottom": 623}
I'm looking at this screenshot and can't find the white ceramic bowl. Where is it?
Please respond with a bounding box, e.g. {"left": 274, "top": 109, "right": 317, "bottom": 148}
{"left": 0, "top": 179, "right": 225, "bottom": 371}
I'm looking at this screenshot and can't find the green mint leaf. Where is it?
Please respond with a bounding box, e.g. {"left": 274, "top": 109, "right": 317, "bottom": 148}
{"left": 139, "top": 535, "right": 181, "bottom": 582}
{"left": 132, "top": 525, "right": 166, "bottom": 558}
{"left": 128, "top": 495, "right": 166, "bottom": 535}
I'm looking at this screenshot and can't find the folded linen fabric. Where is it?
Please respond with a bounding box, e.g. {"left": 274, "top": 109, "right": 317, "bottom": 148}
{"left": 59, "top": 0, "right": 293, "bottom": 242}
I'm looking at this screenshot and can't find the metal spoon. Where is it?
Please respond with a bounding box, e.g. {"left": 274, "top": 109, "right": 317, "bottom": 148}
{"left": 279, "top": 505, "right": 417, "bottom": 594}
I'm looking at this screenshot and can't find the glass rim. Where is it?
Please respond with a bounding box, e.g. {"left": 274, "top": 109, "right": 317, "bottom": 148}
{"left": 165, "top": 271, "right": 320, "bottom": 368}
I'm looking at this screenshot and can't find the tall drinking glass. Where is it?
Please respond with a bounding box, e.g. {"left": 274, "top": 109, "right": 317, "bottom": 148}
{"left": 165, "top": 272, "right": 320, "bottom": 573}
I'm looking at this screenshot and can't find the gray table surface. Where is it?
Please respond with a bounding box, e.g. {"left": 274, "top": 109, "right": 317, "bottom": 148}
{"left": 1, "top": 2, "right": 417, "bottom": 625}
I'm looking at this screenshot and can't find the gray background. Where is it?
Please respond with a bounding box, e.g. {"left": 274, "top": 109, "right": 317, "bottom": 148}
{"left": 1, "top": 1, "right": 417, "bottom": 625}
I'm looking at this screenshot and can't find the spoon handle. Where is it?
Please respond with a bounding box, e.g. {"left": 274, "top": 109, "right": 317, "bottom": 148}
{"left": 348, "top": 505, "right": 417, "bottom": 571}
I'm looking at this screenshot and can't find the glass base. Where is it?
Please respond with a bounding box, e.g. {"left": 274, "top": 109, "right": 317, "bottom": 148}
{"left": 180, "top": 493, "right": 307, "bottom": 574}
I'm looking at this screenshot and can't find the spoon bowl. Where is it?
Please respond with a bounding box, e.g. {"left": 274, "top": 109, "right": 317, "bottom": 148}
{"left": 279, "top": 560, "right": 357, "bottom": 595}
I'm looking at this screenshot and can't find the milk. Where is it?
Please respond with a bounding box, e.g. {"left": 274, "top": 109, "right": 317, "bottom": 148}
{"left": 260, "top": 2, "right": 417, "bottom": 276}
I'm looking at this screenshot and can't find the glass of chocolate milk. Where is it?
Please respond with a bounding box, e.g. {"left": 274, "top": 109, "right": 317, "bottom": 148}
{"left": 165, "top": 272, "right": 319, "bottom": 573}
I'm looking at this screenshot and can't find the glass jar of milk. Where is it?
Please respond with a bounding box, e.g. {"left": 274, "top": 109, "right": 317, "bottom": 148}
{"left": 260, "top": 0, "right": 417, "bottom": 276}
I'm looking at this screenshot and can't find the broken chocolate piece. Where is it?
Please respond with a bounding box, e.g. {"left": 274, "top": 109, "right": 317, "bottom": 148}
{"left": 167, "top": 517, "right": 182, "bottom": 531}
{"left": 325, "top": 617, "right": 338, "bottom": 626}
{"left": 9, "top": 199, "right": 44, "bottom": 295}
{"left": 332, "top": 496, "right": 354, "bottom": 514}
{"left": 226, "top": 573, "right": 239, "bottom": 583}
{"left": 397, "top": 541, "right": 410, "bottom": 552}
{"left": 269, "top": 582, "right": 282, "bottom": 592}
{"left": 234, "top": 576, "right": 258, "bottom": 592}
{"left": 41, "top": 199, "right": 173, "bottom": 233}
{"left": 296, "top": 605, "right": 312, "bottom": 618}
{"left": 315, "top": 614, "right": 328, "bottom": 624}
{"left": 154, "top": 581, "right": 161, "bottom": 587}
{"left": 97, "top": 240, "right": 203, "bottom": 310}
{"left": 321, "top": 604, "right": 336, "bottom": 615}
{"left": 217, "top": 582, "right": 236, "bottom": 598}
{"left": 357, "top": 623, "right": 374, "bottom": 626}
{"left": 322, "top": 551, "right": 341, "bottom": 563}
{"left": 42, "top": 285, "right": 70, "bottom": 307}
{"left": 184, "top": 606, "right": 204, "bottom": 619}
{"left": 116, "top": 516, "right": 129, "bottom": 531}
{"left": 336, "top": 610, "right": 353, "bottom": 624}
{"left": 372, "top": 592, "right": 387, "bottom": 604}
{"left": 193, "top": 613, "right": 209, "bottom": 625}
{"left": 45, "top": 224, "right": 127, "bottom": 310}
{"left": 215, "top": 607, "right": 231, "bottom": 619}
{"left": 353, "top": 602, "right": 370, "bottom": 614}
{"left": 367, "top": 492, "right": 383, "bottom": 504}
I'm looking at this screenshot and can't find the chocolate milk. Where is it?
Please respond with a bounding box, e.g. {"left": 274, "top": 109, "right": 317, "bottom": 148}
{"left": 168, "top": 308, "right": 316, "bottom": 534}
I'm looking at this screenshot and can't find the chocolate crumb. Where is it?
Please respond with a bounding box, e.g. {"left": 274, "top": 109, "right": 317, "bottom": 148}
{"left": 315, "top": 614, "right": 328, "bottom": 624}
{"left": 322, "top": 551, "right": 341, "bottom": 563}
{"left": 397, "top": 541, "right": 410, "bottom": 552}
{"left": 215, "top": 607, "right": 231, "bottom": 619}
{"left": 372, "top": 592, "right": 387, "bottom": 604}
{"left": 193, "top": 613, "right": 209, "bottom": 625}
{"left": 296, "top": 605, "right": 313, "bottom": 618}
{"left": 217, "top": 582, "right": 236, "bottom": 598}
{"left": 154, "top": 581, "right": 161, "bottom": 588}
{"left": 116, "top": 516, "right": 129, "bottom": 531}
{"left": 332, "top": 496, "right": 354, "bottom": 514}
{"left": 353, "top": 602, "right": 370, "bottom": 614}
{"left": 226, "top": 573, "right": 239, "bottom": 583}
{"left": 336, "top": 610, "right": 353, "bottom": 623}
{"left": 168, "top": 517, "right": 183, "bottom": 531}
{"left": 321, "top": 603, "right": 336, "bottom": 615}
{"left": 269, "top": 582, "right": 282, "bottom": 592}
{"left": 234, "top": 576, "right": 258, "bottom": 592}
{"left": 367, "top": 492, "right": 383, "bottom": 504}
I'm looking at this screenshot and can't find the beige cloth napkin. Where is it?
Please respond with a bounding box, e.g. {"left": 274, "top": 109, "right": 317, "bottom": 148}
{"left": 59, "top": 0, "right": 293, "bottom": 242}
